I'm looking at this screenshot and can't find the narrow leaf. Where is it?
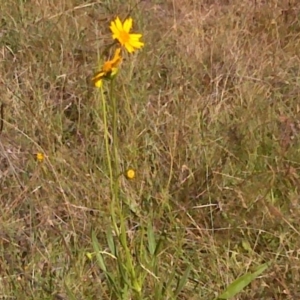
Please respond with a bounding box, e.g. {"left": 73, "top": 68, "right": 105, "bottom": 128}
{"left": 147, "top": 223, "right": 156, "bottom": 256}
{"left": 92, "top": 231, "right": 107, "bottom": 272}
{"left": 217, "top": 263, "right": 270, "bottom": 299}
{"left": 174, "top": 264, "right": 192, "bottom": 297}
{"left": 107, "top": 226, "right": 116, "bottom": 256}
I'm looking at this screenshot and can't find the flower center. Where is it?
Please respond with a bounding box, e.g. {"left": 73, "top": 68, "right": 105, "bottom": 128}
{"left": 120, "top": 31, "right": 130, "bottom": 43}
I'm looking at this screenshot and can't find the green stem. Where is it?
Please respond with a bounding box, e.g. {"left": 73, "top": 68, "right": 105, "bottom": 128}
{"left": 108, "top": 79, "right": 139, "bottom": 293}
{"left": 111, "top": 79, "right": 120, "bottom": 181}
{"left": 100, "top": 87, "right": 119, "bottom": 235}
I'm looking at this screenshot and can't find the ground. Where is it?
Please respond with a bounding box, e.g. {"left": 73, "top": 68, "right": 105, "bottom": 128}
{"left": 0, "top": 0, "right": 300, "bottom": 299}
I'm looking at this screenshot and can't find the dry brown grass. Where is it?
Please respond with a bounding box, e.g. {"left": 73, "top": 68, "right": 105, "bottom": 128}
{"left": 1, "top": 0, "right": 300, "bottom": 299}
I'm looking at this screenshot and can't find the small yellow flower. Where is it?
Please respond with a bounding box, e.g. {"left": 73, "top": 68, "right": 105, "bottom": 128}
{"left": 92, "top": 48, "right": 122, "bottom": 88}
{"left": 110, "top": 17, "right": 144, "bottom": 53}
{"left": 125, "top": 169, "right": 136, "bottom": 180}
{"left": 36, "top": 152, "right": 45, "bottom": 162}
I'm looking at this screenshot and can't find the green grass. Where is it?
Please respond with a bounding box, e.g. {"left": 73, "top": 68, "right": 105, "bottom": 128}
{"left": 1, "top": 0, "right": 300, "bottom": 299}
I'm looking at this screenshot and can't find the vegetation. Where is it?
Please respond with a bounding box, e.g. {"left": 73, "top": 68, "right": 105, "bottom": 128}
{"left": 0, "top": 0, "right": 300, "bottom": 299}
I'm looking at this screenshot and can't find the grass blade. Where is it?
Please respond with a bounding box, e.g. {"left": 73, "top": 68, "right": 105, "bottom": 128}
{"left": 92, "top": 231, "right": 107, "bottom": 272}
{"left": 216, "top": 263, "right": 270, "bottom": 299}
{"left": 106, "top": 226, "right": 117, "bottom": 256}
{"left": 174, "top": 264, "right": 192, "bottom": 297}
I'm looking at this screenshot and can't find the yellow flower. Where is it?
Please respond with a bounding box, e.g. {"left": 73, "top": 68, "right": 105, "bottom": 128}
{"left": 36, "top": 152, "right": 45, "bottom": 162}
{"left": 125, "top": 169, "right": 136, "bottom": 180}
{"left": 92, "top": 48, "right": 122, "bottom": 88}
{"left": 110, "top": 17, "right": 144, "bottom": 53}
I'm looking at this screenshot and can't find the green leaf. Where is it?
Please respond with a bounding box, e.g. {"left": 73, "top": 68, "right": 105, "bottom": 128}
{"left": 92, "top": 231, "right": 107, "bottom": 272}
{"left": 92, "top": 231, "right": 118, "bottom": 292}
{"left": 174, "top": 264, "right": 192, "bottom": 297}
{"left": 107, "top": 226, "right": 116, "bottom": 256}
{"left": 216, "top": 263, "right": 270, "bottom": 299}
{"left": 147, "top": 223, "right": 156, "bottom": 256}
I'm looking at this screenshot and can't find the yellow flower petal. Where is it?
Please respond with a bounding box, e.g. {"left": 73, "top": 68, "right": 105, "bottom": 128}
{"left": 110, "top": 18, "right": 121, "bottom": 39}
{"left": 130, "top": 40, "right": 144, "bottom": 48}
{"left": 94, "top": 79, "right": 103, "bottom": 88}
{"left": 92, "top": 48, "right": 122, "bottom": 87}
{"left": 125, "top": 44, "right": 134, "bottom": 53}
{"left": 102, "top": 48, "right": 122, "bottom": 72}
{"left": 130, "top": 33, "right": 142, "bottom": 40}
{"left": 115, "top": 17, "right": 123, "bottom": 32}
{"left": 92, "top": 71, "right": 105, "bottom": 87}
{"left": 123, "top": 18, "right": 133, "bottom": 32}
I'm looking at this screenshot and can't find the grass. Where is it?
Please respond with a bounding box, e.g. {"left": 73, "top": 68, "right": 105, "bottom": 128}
{"left": 1, "top": 0, "right": 300, "bottom": 299}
